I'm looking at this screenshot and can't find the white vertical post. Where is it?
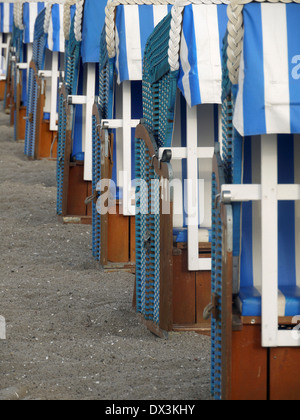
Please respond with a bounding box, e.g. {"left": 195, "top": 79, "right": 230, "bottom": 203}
{"left": 84, "top": 63, "right": 96, "bottom": 181}
{"left": 261, "top": 134, "right": 278, "bottom": 347}
{"left": 50, "top": 51, "right": 58, "bottom": 131}
{"left": 0, "top": 34, "right": 3, "bottom": 79}
{"left": 26, "top": 43, "right": 33, "bottom": 91}
{"left": 122, "top": 81, "right": 135, "bottom": 216}
{"left": 186, "top": 104, "right": 211, "bottom": 271}
{"left": 5, "top": 34, "right": 11, "bottom": 77}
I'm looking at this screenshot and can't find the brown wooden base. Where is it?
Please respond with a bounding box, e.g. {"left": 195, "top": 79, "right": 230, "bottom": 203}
{"left": 17, "top": 106, "right": 26, "bottom": 141}
{"left": 137, "top": 248, "right": 211, "bottom": 337}
{"left": 0, "top": 80, "right": 5, "bottom": 101}
{"left": 10, "top": 103, "right": 15, "bottom": 126}
{"left": 36, "top": 119, "right": 57, "bottom": 160}
{"left": 102, "top": 261, "right": 136, "bottom": 274}
{"left": 231, "top": 325, "right": 300, "bottom": 400}
{"left": 172, "top": 249, "right": 211, "bottom": 330}
{"left": 59, "top": 164, "right": 92, "bottom": 225}
{"left": 107, "top": 208, "right": 136, "bottom": 264}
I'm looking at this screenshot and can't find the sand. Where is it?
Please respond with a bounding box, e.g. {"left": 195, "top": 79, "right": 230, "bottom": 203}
{"left": 0, "top": 109, "right": 211, "bottom": 400}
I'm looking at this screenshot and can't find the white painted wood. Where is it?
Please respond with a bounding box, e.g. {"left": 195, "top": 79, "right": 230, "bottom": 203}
{"left": 84, "top": 63, "right": 96, "bottom": 182}
{"left": 50, "top": 52, "right": 59, "bottom": 131}
{"left": 0, "top": 34, "right": 4, "bottom": 80}
{"left": 26, "top": 44, "right": 33, "bottom": 92}
{"left": 16, "top": 63, "right": 28, "bottom": 70}
{"left": 260, "top": 135, "right": 278, "bottom": 347}
{"left": 158, "top": 147, "right": 214, "bottom": 160}
{"left": 221, "top": 184, "right": 300, "bottom": 202}
{"left": 102, "top": 119, "right": 140, "bottom": 129}
{"left": 121, "top": 81, "right": 135, "bottom": 216}
{"left": 68, "top": 95, "right": 87, "bottom": 105}
{"left": 186, "top": 104, "right": 211, "bottom": 271}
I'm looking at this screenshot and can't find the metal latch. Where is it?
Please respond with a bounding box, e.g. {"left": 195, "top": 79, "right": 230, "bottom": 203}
{"left": 143, "top": 231, "right": 151, "bottom": 255}
{"left": 85, "top": 190, "right": 98, "bottom": 206}
{"left": 203, "top": 293, "right": 219, "bottom": 320}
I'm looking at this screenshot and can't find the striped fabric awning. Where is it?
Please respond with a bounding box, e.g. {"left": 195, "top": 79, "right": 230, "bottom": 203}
{"left": 233, "top": 3, "right": 300, "bottom": 136}
{"left": 23, "top": 1, "right": 45, "bottom": 44}
{"left": 0, "top": 2, "right": 13, "bottom": 33}
{"left": 81, "top": 0, "right": 105, "bottom": 64}
{"left": 178, "top": 4, "right": 228, "bottom": 107}
{"left": 115, "top": 4, "right": 172, "bottom": 83}
{"left": 46, "top": 4, "right": 65, "bottom": 52}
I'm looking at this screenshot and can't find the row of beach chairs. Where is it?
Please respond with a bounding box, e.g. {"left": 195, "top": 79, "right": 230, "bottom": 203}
{"left": 1, "top": 0, "right": 299, "bottom": 400}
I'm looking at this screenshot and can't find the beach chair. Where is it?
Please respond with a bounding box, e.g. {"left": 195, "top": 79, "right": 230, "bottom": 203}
{"left": 56, "top": 0, "right": 105, "bottom": 224}
{"left": 91, "top": 0, "right": 174, "bottom": 270}
{"left": 24, "top": 2, "right": 66, "bottom": 160}
{"left": 208, "top": 0, "right": 300, "bottom": 400}
{"left": 9, "top": 1, "right": 45, "bottom": 141}
{"left": 0, "top": 2, "right": 13, "bottom": 102}
{"left": 134, "top": 0, "right": 228, "bottom": 336}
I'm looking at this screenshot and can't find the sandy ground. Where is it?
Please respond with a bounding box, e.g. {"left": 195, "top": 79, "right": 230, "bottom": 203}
{"left": 0, "top": 108, "right": 211, "bottom": 400}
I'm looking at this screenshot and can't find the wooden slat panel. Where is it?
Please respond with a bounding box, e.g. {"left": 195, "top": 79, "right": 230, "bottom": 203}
{"left": 196, "top": 269, "right": 211, "bottom": 327}
{"left": 67, "top": 165, "right": 88, "bottom": 216}
{"left": 270, "top": 347, "right": 300, "bottom": 400}
{"left": 231, "top": 326, "right": 268, "bottom": 400}
{"left": 107, "top": 209, "right": 130, "bottom": 263}
{"left": 18, "top": 106, "right": 26, "bottom": 141}
{"left": 172, "top": 249, "right": 196, "bottom": 325}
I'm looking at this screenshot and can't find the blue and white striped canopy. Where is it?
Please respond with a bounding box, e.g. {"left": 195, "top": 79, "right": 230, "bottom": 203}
{"left": 233, "top": 3, "right": 300, "bottom": 136}
{"left": 0, "top": 2, "right": 13, "bottom": 33}
{"left": 46, "top": 4, "right": 65, "bottom": 52}
{"left": 178, "top": 4, "right": 228, "bottom": 107}
{"left": 23, "top": 2, "right": 45, "bottom": 44}
{"left": 81, "top": 0, "right": 105, "bottom": 64}
{"left": 115, "top": 4, "right": 172, "bottom": 83}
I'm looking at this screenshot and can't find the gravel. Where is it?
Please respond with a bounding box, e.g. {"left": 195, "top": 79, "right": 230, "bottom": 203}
{"left": 0, "top": 107, "right": 211, "bottom": 400}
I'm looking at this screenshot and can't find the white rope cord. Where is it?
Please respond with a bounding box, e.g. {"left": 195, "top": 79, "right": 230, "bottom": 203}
{"left": 44, "top": 2, "right": 53, "bottom": 34}
{"left": 14, "top": 2, "right": 24, "bottom": 29}
{"left": 63, "top": 0, "right": 77, "bottom": 40}
{"left": 74, "top": 0, "right": 84, "bottom": 42}
{"left": 227, "top": 0, "right": 300, "bottom": 84}
{"left": 13, "top": 1, "right": 66, "bottom": 31}
{"left": 168, "top": 0, "right": 229, "bottom": 72}
{"left": 105, "top": 0, "right": 177, "bottom": 59}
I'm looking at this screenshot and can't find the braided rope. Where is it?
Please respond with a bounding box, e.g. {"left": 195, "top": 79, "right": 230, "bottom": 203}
{"left": 63, "top": 0, "right": 77, "bottom": 40}
{"left": 105, "top": 0, "right": 177, "bottom": 59}
{"left": 74, "top": 0, "right": 84, "bottom": 42}
{"left": 168, "top": 0, "right": 229, "bottom": 72}
{"left": 227, "top": 0, "right": 300, "bottom": 84}
{"left": 15, "top": 3, "right": 24, "bottom": 29}
{"left": 44, "top": 2, "right": 52, "bottom": 34}
{"left": 13, "top": 1, "right": 66, "bottom": 30}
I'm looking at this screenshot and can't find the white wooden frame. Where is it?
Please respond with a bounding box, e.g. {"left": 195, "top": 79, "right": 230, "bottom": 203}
{"left": 0, "top": 33, "right": 11, "bottom": 80}
{"left": 68, "top": 62, "right": 96, "bottom": 180}
{"left": 101, "top": 80, "right": 140, "bottom": 216}
{"left": 16, "top": 43, "right": 33, "bottom": 96}
{"left": 160, "top": 104, "right": 214, "bottom": 271}
{"left": 38, "top": 51, "right": 62, "bottom": 131}
{"left": 221, "top": 134, "right": 300, "bottom": 348}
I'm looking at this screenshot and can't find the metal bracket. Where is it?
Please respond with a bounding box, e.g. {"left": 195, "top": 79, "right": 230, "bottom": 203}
{"left": 143, "top": 231, "right": 151, "bottom": 255}
{"left": 221, "top": 190, "right": 232, "bottom": 204}
{"left": 203, "top": 293, "right": 219, "bottom": 321}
